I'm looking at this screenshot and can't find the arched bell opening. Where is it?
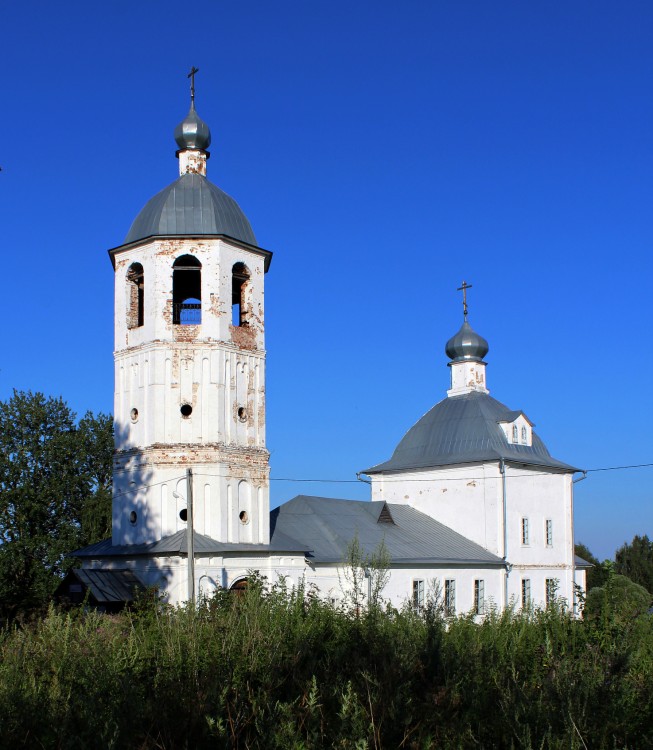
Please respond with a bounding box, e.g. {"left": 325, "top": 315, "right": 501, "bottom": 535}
{"left": 173, "top": 255, "right": 202, "bottom": 325}
{"left": 126, "top": 263, "right": 144, "bottom": 329}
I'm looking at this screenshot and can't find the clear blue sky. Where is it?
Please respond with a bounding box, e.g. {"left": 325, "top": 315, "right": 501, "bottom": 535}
{"left": 1, "top": 1, "right": 651, "bottom": 560}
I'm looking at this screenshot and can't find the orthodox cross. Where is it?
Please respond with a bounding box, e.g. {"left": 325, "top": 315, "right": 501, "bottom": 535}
{"left": 457, "top": 280, "right": 472, "bottom": 321}
{"left": 188, "top": 66, "right": 200, "bottom": 103}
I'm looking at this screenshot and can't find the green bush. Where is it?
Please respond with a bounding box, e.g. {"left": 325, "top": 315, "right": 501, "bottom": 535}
{"left": 0, "top": 581, "right": 651, "bottom": 749}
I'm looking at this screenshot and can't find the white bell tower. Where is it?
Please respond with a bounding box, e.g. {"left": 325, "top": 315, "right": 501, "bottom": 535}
{"left": 109, "top": 76, "right": 272, "bottom": 550}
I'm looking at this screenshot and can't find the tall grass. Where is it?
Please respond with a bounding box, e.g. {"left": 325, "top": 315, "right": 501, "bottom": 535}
{"left": 0, "top": 579, "right": 651, "bottom": 749}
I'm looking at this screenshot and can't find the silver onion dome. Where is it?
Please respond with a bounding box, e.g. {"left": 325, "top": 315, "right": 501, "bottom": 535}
{"left": 445, "top": 321, "right": 489, "bottom": 362}
{"left": 174, "top": 102, "right": 212, "bottom": 151}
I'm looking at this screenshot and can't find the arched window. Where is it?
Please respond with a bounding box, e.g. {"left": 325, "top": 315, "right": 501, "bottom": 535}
{"left": 512, "top": 424, "right": 518, "bottom": 443}
{"left": 521, "top": 426, "right": 527, "bottom": 444}
{"left": 172, "top": 255, "right": 201, "bottom": 325}
{"left": 232, "top": 262, "right": 251, "bottom": 327}
{"left": 126, "top": 263, "right": 144, "bottom": 329}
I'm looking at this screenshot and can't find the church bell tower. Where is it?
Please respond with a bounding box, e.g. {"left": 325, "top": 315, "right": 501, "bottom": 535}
{"left": 109, "top": 73, "right": 272, "bottom": 550}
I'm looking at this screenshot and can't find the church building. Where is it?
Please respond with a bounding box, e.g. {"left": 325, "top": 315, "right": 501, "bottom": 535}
{"left": 73, "top": 80, "right": 588, "bottom": 614}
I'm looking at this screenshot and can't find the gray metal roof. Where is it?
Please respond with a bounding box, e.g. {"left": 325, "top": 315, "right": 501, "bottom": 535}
{"left": 74, "top": 528, "right": 308, "bottom": 559}
{"left": 363, "top": 391, "right": 578, "bottom": 474}
{"left": 270, "top": 495, "right": 504, "bottom": 565}
{"left": 574, "top": 555, "right": 593, "bottom": 569}
{"left": 125, "top": 173, "right": 257, "bottom": 246}
{"left": 68, "top": 568, "right": 143, "bottom": 603}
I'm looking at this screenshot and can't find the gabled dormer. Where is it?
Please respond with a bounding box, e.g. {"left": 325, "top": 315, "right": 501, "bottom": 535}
{"left": 498, "top": 412, "right": 534, "bottom": 447}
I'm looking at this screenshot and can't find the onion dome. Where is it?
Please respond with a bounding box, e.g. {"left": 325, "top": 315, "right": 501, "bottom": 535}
{"left": 174, "top": 102, "right": 211, "bottom": 151}
{"left": 445, "top": 321, "right": 489, "bottom": 362}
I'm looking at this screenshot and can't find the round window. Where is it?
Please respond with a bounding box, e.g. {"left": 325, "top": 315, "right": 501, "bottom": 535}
{"left": 179, "top": 508, "right": 188, "bottom": 522}
{"left": 129, "top": 510, "right": 137, "bottom": 525}
{"left": 237, "top": 406, "right": 248, "bottom": 422}
{"left": 130, "top": 408, "right": 139, "bottom": 423}
{"left": 239, "top": 510, "right": 249, "bottom": 524}
{"left": 180, "top": 403, "right": 193, "bottom": 418}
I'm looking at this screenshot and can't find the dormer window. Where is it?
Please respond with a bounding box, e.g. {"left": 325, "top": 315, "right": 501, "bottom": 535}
{"left": 499, "top": 414, "right": 533, "bottom": 447}
{"left": 172, "top": 255, "right": 201, "bottom": 325}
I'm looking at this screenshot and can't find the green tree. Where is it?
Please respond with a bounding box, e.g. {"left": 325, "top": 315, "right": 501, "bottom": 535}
{"left": 585, "top": 572, "right": 651, "bottom": 624}
{"left": 615, "top": 534, "right": 653, "bottom": 594}
{"left": 0, "top": 390, "right": 113, "bottom": 620}
{"left": 575, "top": 541, "right": 610, "bottom": 591}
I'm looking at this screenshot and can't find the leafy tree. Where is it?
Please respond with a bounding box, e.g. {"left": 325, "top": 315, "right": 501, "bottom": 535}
{"left": 0, "top": 390, "right": 113, "bottom": 620}
{"left": 575, "top": 541, "right": 610, "bottom": 591}
{"left": 615, "top": 534, "right": 653, "bottom": 594}
{"left": 339, "top": 534, "right": 390, "bottom": 613}
{"left": 585, "top": 572, "right": 651, "bottom": 624}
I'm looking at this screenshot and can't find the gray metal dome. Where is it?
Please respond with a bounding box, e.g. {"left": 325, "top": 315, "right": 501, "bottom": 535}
{"left": 445, "top": 321, "right": 489, "bottom": 362}
{"left": 174, "top": 102, "right": 211, "bottom": 151}
{"left": 363, "top": 391, "right": 577, "bottom": 474}
{"left": 125, "top": 173, "right": 257, "bottom": 246}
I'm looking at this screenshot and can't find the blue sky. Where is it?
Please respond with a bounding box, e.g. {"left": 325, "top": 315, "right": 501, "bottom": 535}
{"left": 1, "top": 1, "right": 651, "bottom": 560}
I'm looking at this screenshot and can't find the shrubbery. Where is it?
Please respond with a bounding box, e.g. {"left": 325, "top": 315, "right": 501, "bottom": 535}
{"left": 0, "top": 578, "right": 651, "bottom": 749}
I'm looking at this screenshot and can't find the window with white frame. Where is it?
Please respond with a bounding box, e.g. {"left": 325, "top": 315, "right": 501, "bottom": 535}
{"left": 412, "top": 579, "right": 425, "bottom": 612}
{"left": 545, "top": 519, "right": 553, "bottom": 547}
{"left": 521, "top": 517, "right": 530, "bottom": 545}
{"left": 521, "top": 578, "right": 531, "bottom": 608}
{"left": 474, "top": 579, "right": 485, "bottom": 615}
{"left": 512, "top": 424, "right": 519, "bottom": 443}
{"left": 444, "top": 579, "right": 456, "bottom": 616}
{"left": 521, "top": 426, "right": 527, "bottom": 444}
{"left": 546, "top": 578, "right": 558, "bottom": 606}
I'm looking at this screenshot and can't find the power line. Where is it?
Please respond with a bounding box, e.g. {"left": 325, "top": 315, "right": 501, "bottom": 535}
{"left": 105, "top": 461, "right": 653, "bottom": 495}
{"left": 112, "top": 474, "right": 187, "bottom": 499}
{"left": 585, "top": 462, "right": 653, "bottom": 473}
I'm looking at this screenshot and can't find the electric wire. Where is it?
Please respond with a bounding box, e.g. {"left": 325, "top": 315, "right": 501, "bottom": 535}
{"left": 105, "top": 461, "right": 652, "bottom": 496}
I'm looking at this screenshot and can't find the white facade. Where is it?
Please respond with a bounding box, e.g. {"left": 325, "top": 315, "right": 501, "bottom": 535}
{"left": 110, "top": 178, "right": 271, "bottom": 551}
{"left": 370, "top": 464, "right": 576, "bottom": 609}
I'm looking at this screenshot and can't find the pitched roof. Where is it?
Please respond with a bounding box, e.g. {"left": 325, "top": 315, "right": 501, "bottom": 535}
{"left": 73, "top": 529, "right": 309, "bottom": 559}
{"left": 363, "top": 391, "right": 578, "bottom": 474}
{"left": 62, "top": 568, "right": 144, "bottom": 603}
{"left": 270, "top": 495, "right": 504, "bottom": 565}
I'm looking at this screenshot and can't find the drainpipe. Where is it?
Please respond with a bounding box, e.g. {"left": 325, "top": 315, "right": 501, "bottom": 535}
{"left": 570, "top": 470, "right": 587, "bottom": 615}
{"left": 187, "top": 467, "right": 195, "bottom": 606}
{"left": 500, "top": 459, "right": 509, "bottom": 609}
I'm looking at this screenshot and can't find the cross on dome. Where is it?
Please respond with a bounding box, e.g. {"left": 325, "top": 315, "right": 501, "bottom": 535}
{"left": 457, "top": 280, "right": 472, "bottom": 321}
{"left": 188, "top": 66, "right": 199, "bottom": 103}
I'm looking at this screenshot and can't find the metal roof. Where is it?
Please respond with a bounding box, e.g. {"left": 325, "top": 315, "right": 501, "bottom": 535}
{"left": 74, "top": 528, "right": 308, "bottom": 558}
{"left": 270, "top": 495, "right": 504, "bottom": 565}
{"left": 363, "top": 391, "right": 578, "bottom": 475}
{"left": 68, "top": 568, "right": 143, "bottom": 603}
{"left": 125, "top": 173, "right": 257, "bottom": 246}
{"left": 574, "top": 555, "right": 593, "bottom": 569}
